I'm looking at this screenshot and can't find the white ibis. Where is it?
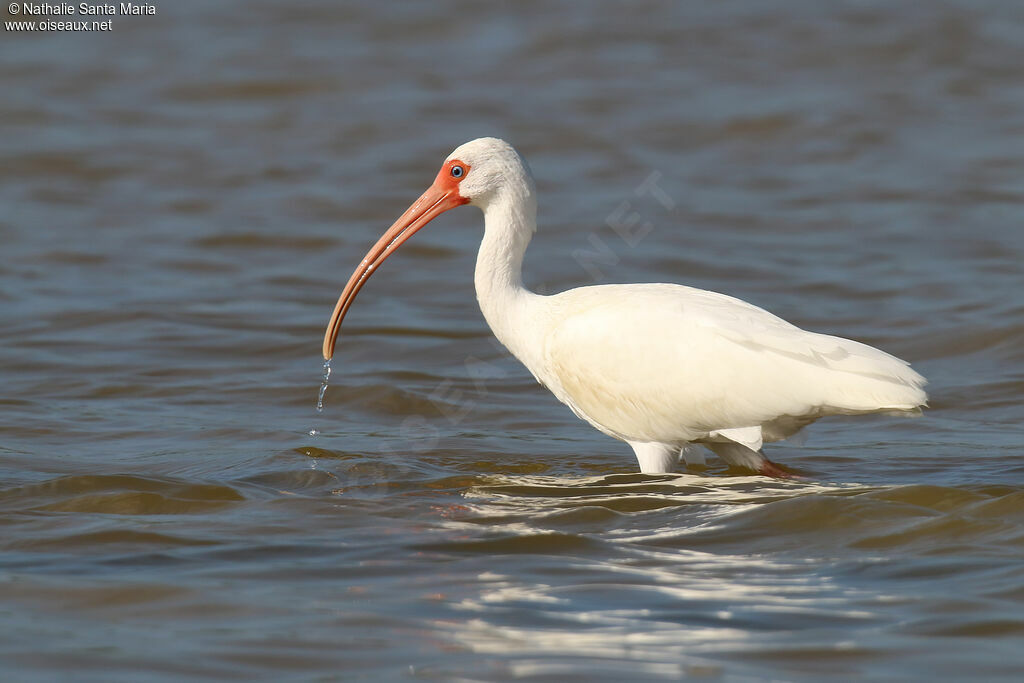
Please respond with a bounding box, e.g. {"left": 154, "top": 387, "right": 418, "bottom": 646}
{"left": 323, "top": 138, "right": 927, "bottom": 477}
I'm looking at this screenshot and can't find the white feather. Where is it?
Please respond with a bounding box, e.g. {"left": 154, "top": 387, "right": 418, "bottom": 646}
{"left": 437, "top": 138, "right": 926, "bottom": 474}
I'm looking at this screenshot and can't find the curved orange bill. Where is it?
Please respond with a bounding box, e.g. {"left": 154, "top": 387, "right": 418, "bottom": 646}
{"left": 322, "top": 180, "right": 466, "bottom": 360}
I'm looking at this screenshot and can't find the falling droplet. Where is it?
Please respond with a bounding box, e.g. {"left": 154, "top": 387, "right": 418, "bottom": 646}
{"left": 309, "top": 359, "right": 332, "bottom": 440}
{"left": 316, "top": 359, "right": 332, "bottom": 414}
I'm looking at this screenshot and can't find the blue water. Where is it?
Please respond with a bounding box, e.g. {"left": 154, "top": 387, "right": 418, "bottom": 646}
{"left": 2, "top": 1, "right": 1024, "bottom": 680}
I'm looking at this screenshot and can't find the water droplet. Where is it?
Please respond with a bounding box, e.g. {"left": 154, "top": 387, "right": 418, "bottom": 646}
{"left": 310, "top": 359, "right": 333, "bottom": 439}
{"left": 316, "top": 359, "right": 332, "bottom": 414}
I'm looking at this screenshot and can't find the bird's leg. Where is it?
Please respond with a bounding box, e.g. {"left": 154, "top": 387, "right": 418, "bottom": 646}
{"left": 706, "top": 442, "right": 797, "bottom": 479}
{"left": 679, "top": 445, "right": 707, "bottom": 469}
{"left": 628, "top": 442, "right": 681, "bottom": 474}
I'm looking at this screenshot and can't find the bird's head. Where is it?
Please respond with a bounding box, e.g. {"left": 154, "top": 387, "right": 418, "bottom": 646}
{"left": 321, "top": 137, "right": 531, "bottom": 360}
{"left": 443, "top": 137, "right": 533, "bottom": 208}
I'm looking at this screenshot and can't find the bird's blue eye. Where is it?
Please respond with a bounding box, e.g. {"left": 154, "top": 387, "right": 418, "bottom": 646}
{"left": 451, "top": 165, "right": 464, "bottom": 178}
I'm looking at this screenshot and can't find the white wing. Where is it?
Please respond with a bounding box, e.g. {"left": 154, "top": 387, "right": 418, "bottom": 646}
{"left": 538, "top": 283, "right": 926, "bottom": 445}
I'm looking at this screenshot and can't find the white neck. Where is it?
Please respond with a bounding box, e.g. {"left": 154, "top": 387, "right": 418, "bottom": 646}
{"left": 473, "top": 189, "right": 545, "bottom": 368}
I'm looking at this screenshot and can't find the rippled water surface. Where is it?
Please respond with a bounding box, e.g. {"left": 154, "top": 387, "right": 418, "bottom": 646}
{"left": 3, "top": 1, "right": 1024, "bottom": 680}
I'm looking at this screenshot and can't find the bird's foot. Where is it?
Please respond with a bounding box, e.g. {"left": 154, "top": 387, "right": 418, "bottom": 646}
{"left": 758, "top": 459, "right": 806, "bottom": 480}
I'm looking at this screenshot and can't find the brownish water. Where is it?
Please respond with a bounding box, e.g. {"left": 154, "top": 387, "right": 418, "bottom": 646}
{"left": 3, "top": 1, "right": 1024, "bottom": 680}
